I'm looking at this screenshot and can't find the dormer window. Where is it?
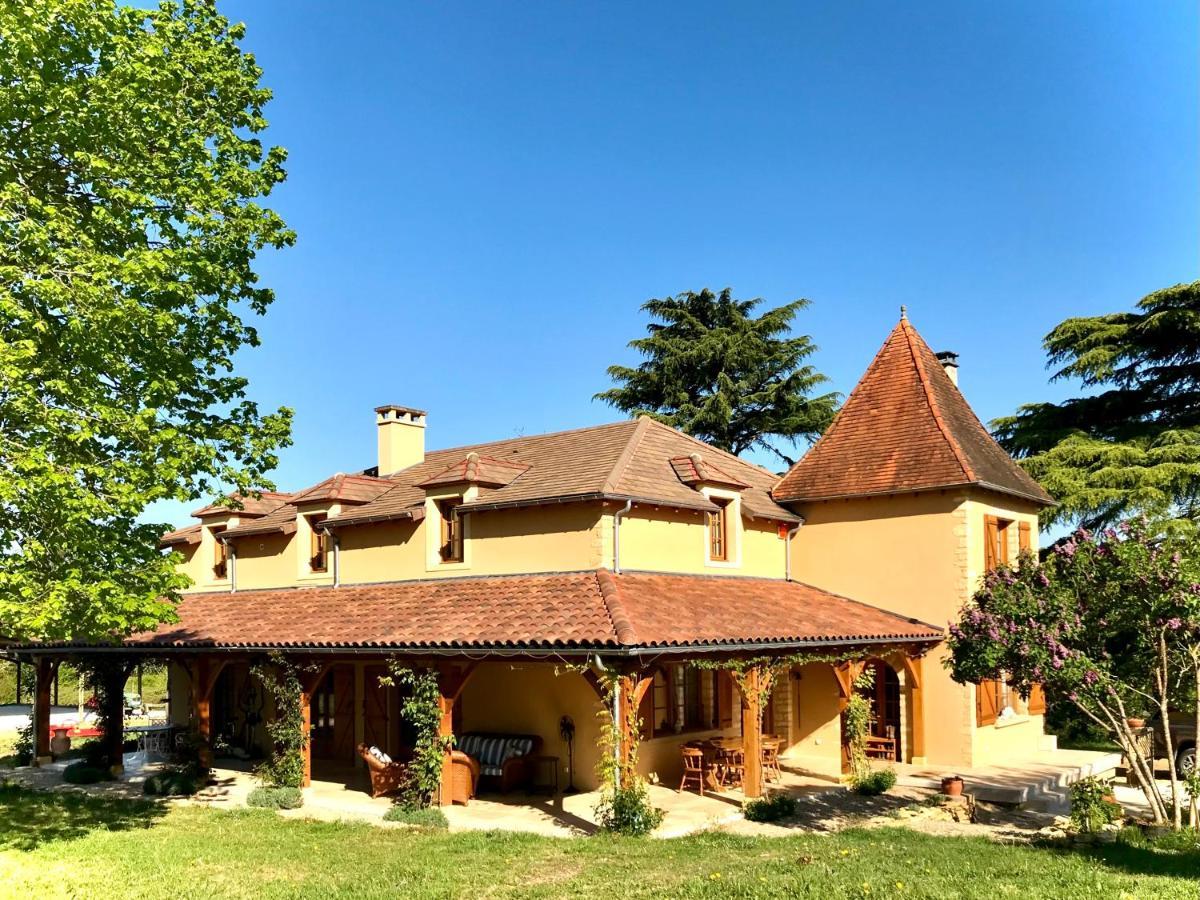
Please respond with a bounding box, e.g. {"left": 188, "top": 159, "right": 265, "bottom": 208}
{"left": 309, "top": 514, "right": 329, "bottom": 573}
{"left": 212, "top": 526, "right": 228, "bottom": 579}
{"left": 707, "top": 499, "right": 730, "bottom": 562}
{"left": 438, "top": 498, "right": 463, "bottom": 563}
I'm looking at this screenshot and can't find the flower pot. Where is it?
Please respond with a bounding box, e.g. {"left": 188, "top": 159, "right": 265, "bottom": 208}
{"left": 941, "top": 776, "right": 964, "bottom": 797}
{"left": 1125, "top": 718, "right": 1146, "bottom": 730}
{"left": 49, "top": 727, "right": 72, "bottom": 757}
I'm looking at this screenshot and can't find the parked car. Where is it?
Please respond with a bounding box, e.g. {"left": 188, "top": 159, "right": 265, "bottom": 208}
{"left": 1154, "top": 713, "right": 1196, "bottom": 777}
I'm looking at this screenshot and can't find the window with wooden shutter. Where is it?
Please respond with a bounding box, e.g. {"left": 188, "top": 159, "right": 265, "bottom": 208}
{"left": 212, "top": 526, "right": 228, "bottom": 579}
{"left": 1027, "top": 683, "right": 1046, "bottom": 714}
{"left": 976, "top": 678, "right": 1002, "bottom": 726}
{"left": 708, "top": 499, "right": 730, "bottom": 561}
{"left": 438, "top": 498, "right": 463, "bottom": 563}
{"left": 638, "top": 677, "right": 654, "bottom": 740}
{"left": 984, "top": 516, "right": 1011, "bottom": 571}
{"left": 717, "top": 670, "right": 734, "bottom": 728}
{"left": 309, "top": 515, "right": 329, "bottom": 572}
{"left": 1018, "top": 521, "right": 1031, "bottom": 554}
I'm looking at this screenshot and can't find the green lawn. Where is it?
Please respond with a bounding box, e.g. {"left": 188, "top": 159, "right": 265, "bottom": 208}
{"left": 0, "top": 785, "right": 1195, "bottom": 899}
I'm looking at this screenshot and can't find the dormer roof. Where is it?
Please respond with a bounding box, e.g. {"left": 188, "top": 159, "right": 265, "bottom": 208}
{"left": 190, "top": 492, "right": 292, "bottom": 519}
{"left": 289, "top": 473, "right": 392, "bottom": 506}
{"left": 772, "top": 317, "right": 1054, "bottom": 506}
{"left": 416, "top": 453, "right": 531, "bottom": 489}
{"left": 669, "top": 453, "right": 750, "bottom": 490}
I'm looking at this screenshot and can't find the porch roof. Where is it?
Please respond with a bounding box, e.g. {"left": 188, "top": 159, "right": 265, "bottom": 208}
{"left": 8, "top": 571, "right": 942, "bottom": 657}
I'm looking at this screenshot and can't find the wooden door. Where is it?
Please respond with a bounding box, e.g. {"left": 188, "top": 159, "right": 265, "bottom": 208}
{"left": 363, "top": 665, "right": 390, "bottom": 753}
{"left": 332, "top": 665, "right": 355, "bottom": 762}
{"left": 310, "top": 670, "right": 337, "bottom": 760}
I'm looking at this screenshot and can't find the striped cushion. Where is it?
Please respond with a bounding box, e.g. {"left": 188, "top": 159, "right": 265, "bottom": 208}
{"left": 458, "top": 734, "right": 535, "bottom": 769}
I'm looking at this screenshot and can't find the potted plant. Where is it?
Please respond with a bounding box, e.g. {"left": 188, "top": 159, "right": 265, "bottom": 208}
{"left": 941, "top": 775, "right": 964, "bottom": 797}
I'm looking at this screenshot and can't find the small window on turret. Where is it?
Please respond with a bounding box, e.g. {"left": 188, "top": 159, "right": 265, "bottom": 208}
{"left": 438, "top": 498, "right": 463, "bottom": 563}
{"left": 212, "top": 526, "right": 228, "bottom": 579}
{"left": 309, "top": 515, "right": 329, "bottom": 573}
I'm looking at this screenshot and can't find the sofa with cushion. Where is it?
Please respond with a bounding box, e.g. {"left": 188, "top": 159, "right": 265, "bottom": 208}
{"left": 455, "top": 732, "right": 542, "bottom": 793}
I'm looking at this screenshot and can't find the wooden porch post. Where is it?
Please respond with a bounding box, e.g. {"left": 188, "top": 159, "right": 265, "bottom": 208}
{"left": 435, "top": 662, "right": 478, "bottom": 806}
{"left": 297, "top": 662, "right": 331, "bottom": 789}
{"left": 740, "top": 666, "right": 763, "bottom": 799}
{"left": 33, "top": 657, "right": 58, "bottom": 765}
{"left": 834, "top": 660, "right": 863, "bottom": 775}
{"left": 903, "top": 655, "right": 926, "bottom": 764}
{"left": 616, "top": 672, "right": 653, "bottom": 788}
{"left": 191, "top": 656, "right": 231, "bottom": 771}
{"left": 101, "top": 662, "right": 129, "bottom": 775}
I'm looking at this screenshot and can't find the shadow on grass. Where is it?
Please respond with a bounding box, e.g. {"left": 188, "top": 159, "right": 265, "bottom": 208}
{"left": 1071, "top": 840, "right": 1200, "bottom": 881}
{"left": 0, "top": 782, "right": 166, "bottom": 852}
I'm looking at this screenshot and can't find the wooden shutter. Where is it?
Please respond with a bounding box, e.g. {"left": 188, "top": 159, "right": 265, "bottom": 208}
{"left": 983, "top": 516, "right": 998, "bottom": 571}
{"left": 1018, "top": 521, "right": 1031, "bottom": 554}
{"left": 1027, "top": 683, "right": 1046, "bottom": 714}
{"left": 638, "top": 676, "right": 654, "bottom": 740}
{"left": 332, "top": 665, "right": 355, "bottom": 761}
{"left": 310, "top": 515, "right": 328, "bottom": 572}
{"left": 717, "top": 670, "right": 734, "bottom": 728}
{"left": 976, "top": 678, "right": 1000, "bottom": 726}
{"left": 363, "top": 665, "right": 390, "bottom": 752}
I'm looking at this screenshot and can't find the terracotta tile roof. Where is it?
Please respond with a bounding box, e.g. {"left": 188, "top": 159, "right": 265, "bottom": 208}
{"left": 324, "top": 417, "right": 801, "bottom": 529}
{"left": 668, "top": 454, "right": 751, "bottom": 490}
{"left": 35, "top": 571, "right": 941, "bottom": 653}
{"left": 159, "top": 524, "right": 201, "bottom": 547}
{"left": 288, "top": 473, "right": 392, "bottom": 506}
{"left": 221, "top": 501, "right": 299, "bottom": 539}
{"left": 772, "top": 318, "right": 1055, "bottom": 506}
{"left": 416, "top": 453, "right": 531, "bottom": 489}
{"left": 190, "top": 492, "right": 293, "bottom": 519}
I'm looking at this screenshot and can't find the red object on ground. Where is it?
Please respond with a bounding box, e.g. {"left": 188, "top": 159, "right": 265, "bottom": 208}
{"left": 51, "top": 724, "right": 103, "bottom": 740}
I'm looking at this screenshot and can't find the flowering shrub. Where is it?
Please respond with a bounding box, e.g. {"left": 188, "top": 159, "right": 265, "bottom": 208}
{"left": 1069, "top": 776, "right": 1122, "bottom": 832}
{"left": 947, "top": 518, "right": 1200, "bottom": 829}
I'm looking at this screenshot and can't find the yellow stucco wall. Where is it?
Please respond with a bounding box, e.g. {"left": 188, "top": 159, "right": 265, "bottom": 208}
{"left": 459, "top": 662, "right": 606, "bottom": 791}
{"left": 790, "top": 489, "right": 1047, "bottom": 767}
{"left": 232, "top": 532, "right": 299, "bottom": 591}
{"left": 613, "top": 507, "right": 788, "bottom": 578}
{"left": 780, "top": 662, "right": 844, "bottom": 778}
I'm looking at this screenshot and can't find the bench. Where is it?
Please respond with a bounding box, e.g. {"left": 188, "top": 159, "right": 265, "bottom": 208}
{"left": 456, "top": 732, "right": 542, "bottom": 793}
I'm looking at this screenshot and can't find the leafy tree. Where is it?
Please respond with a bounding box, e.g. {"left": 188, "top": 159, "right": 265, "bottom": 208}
{"left": 596, "top": 288, "right": 837, "bottom": 465}
{"left": 947, "top": 519, "right": 1200, "bottom": 827}
{"left": 0, "top": 0, "right": 294, "bottom": 641}
{"left": 994, "top": 282, "right": 1200, "bottom": 530}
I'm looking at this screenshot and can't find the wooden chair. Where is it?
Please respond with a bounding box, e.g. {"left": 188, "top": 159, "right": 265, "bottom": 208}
{"left": 762, "top": 739, "right": 782, "bottom": 783}
{"left": 679, "top": 746, "right": 707, "bottom": 796}
{"left": 713, "top": 747, "right": 744, "bottom": 789}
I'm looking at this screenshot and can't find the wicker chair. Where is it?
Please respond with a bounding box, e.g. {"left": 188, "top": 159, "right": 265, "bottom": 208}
{"left": 358, "top": 744, "right": 410, "bottom": 798}
{"left": 446, "top": 749, "right": 480, "bottom": 805}
{"left": 456, "top": 733, "right": 543, "bottom": 793}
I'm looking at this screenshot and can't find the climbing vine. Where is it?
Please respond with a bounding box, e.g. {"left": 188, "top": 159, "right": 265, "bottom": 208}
{"left": 383, "top": 662, "right": 451, "bottom": 809}
{"left": 589, "top": 668, "right": 663, "bottom": 836}
{"left": 251, "top": 654, "right": 310, "bottom": 789}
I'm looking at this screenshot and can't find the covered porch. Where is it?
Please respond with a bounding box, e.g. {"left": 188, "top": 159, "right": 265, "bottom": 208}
{"left": 7, "top": 568, "right": 944, "bottom": 810}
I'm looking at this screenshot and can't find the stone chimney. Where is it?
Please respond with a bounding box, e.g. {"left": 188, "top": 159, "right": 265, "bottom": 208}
{"left": 375, "top": 405, "right": 426, "bottom": 475}
{"left": 935, "top": 351, "right": 960, "bottom": 387}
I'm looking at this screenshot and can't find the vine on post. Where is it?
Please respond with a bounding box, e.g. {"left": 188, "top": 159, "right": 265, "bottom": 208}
{"left": 251, "top": 654, "right": 310, "bottom": 789}
{"left": 591, "top": 669, "right": 663, "bottom": 836}
{"left": 382, "top": 662, "right": 451, "bottom": 809}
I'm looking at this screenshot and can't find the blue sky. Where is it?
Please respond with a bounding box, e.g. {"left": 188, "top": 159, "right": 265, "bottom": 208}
{"left": 157, "top": 1, "right": 1197, "bottom": 526}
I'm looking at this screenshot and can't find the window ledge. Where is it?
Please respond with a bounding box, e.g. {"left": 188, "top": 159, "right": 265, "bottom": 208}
{"left": 993, "top": 714, "right": 1030, "bottom": 730}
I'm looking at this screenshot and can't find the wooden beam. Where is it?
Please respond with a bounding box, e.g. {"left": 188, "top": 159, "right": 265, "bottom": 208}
{"left": 33, "top": 658, "right": 59, "bottom": 765}
{"left": 614, "top": 671, "right": 652, "bottom": 787}
{"left": 193, "top": 657, "right": 214, "bottom": 769}
{"left": 903, "top": 655, "right": 925, "bottom": 762}
{"left": 435, "top": 662, "right": 479, "bottom": 805}
{"left": 300, "top": 682, "right": 313, "bottom": 787}
{"left": 741, "top": 666, "right": 763, "bottom": 799}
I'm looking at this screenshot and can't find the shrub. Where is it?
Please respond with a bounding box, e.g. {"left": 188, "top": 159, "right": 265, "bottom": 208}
{"left": 595, "top": 781, "right": 664, "bottom": 836}
{"left": 383, "top": 805, "right": 449, "bottom": 829}
{"left": 247, "top": 786, "right": 303, "bottom": 810}
{"left": 143, "top": 766, "right": 201, "bottom": 797}
{"left": 1069, "top": 776, "right": 1122, "bottom": 832}
{"left": 10, "top": 721, "right": 34, "bottom": 766}
{"left": 744, "top": 792, "right": 797, "bottom": 822}
{"left": 62, "top": 761, "right": 110, "bottom": 785}
{"left": 851, "top": 768, "right": 897, "bottom": 796}
{"left": 1150, "top": 827, "right": 1200, "bottom": 852}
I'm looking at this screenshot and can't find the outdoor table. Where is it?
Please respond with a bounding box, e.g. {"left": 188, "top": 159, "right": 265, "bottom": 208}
{"left": 125, "top": 723, "right": 175, "bottom": 767}
{"left": 528, "top": 754, "right": 560, "bottom": 796}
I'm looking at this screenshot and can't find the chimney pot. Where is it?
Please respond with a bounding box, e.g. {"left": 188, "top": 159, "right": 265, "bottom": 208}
{"left": 935, "top": 351, "right": 960, "bottom": 387}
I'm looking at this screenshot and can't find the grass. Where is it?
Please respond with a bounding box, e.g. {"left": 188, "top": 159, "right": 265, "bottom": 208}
{"left": 382, "top": 805, "right": 449, "bottom": 829}
{"left": 0, "top": 785, "right": 1197, "bottom": 898}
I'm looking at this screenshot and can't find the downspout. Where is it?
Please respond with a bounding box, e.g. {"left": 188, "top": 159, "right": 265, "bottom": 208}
{"left": 228, "top": 540, "right": 237, "bottom": 593}
{"left": 784, "top": 517, "right": 805, "bottom": 582}
{"left": 332, "top": 533, "right": 341, "bottom": 588}
{"left": 590, "top": 653, "right": 620, "bottom": 765}
{"left": 612, "top": 499, "right": 633, "bottom": 574}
